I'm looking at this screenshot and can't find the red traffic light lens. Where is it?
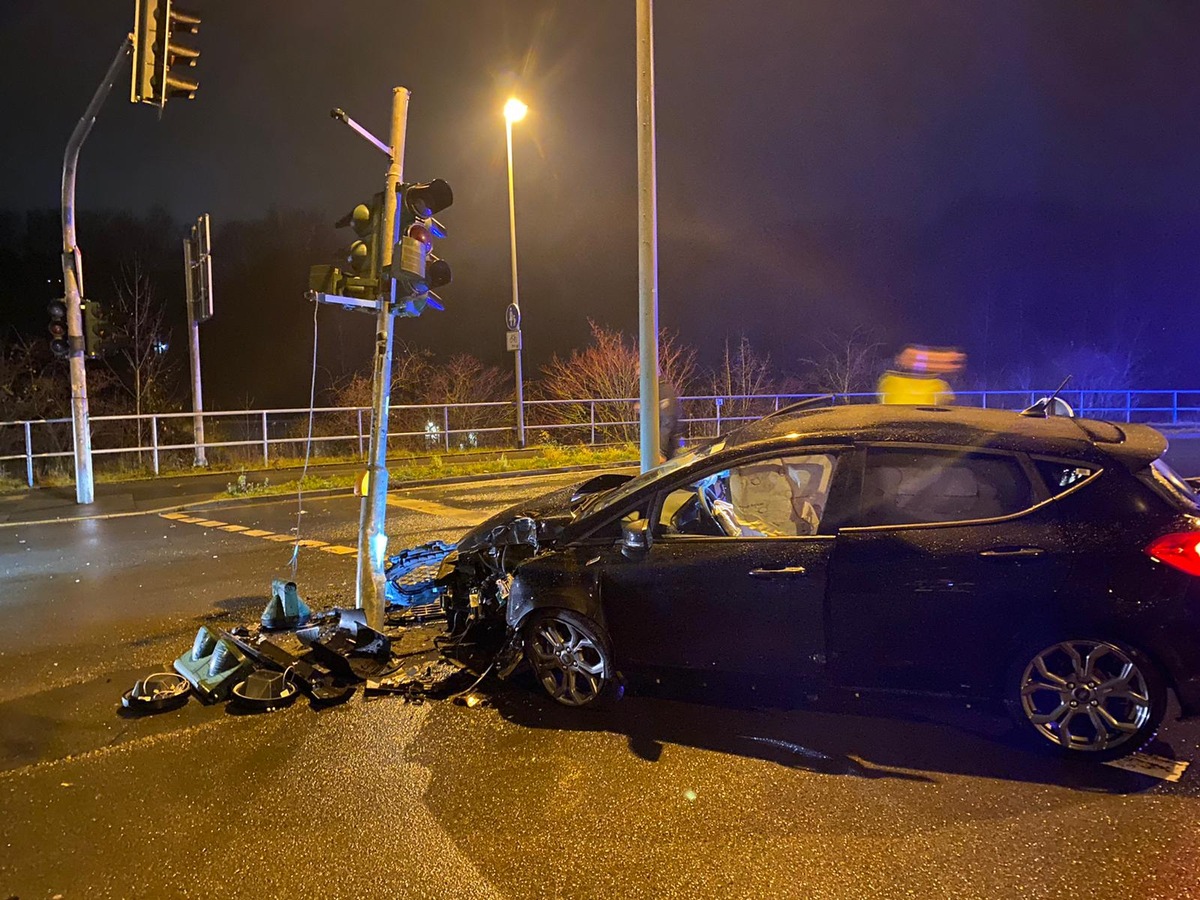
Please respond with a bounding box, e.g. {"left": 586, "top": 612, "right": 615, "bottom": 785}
{"left": 407, "top": 223, "right": 431, "bottom": 245}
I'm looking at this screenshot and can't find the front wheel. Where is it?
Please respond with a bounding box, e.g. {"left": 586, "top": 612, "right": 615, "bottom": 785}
{"left": 524, "top": 609, "right": 615, "bottom": 708}
{"left": 1011, "top": 638, "right": 1167, "bottom": 761}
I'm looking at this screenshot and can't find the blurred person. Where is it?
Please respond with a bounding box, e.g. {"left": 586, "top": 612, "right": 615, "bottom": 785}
{"left": 877, "top": 345, "right": 964, "bottom": 406}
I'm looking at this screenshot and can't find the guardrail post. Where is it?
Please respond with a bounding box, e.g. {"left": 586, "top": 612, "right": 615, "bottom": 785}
{"left": 981, "top": 391, "right": 988, "bottom": 409}
{"left": 151, "top": 415, "right": 160, "bottom": 475}
{"left": 590, "top": 401, "right": 596, "bottom": 445}
{"left": 715, "top": 397, "right": 723, "bottom": 436}
{"left": 24, "top": 421, "right": 33, "bottom": 487}
{"left": 443, "top": 405, "right": 451, "bottom": 452}
{"left": 774, "top": 395, "right": 780, "bottom": 411}
{"left": 357, "top": 409, "right": 365, "bottom": 458}
{"left": 261, "top": 411, "right": 269, "bottom": 466}
{"left": 1126, "top": 391, "right": 1132, "bottom": 423}
{"left": 1174, "top": 391, "right": 1179, "bottom": 424}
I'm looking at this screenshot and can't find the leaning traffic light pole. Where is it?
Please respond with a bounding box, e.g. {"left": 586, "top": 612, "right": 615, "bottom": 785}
{"left": 59, "top": 36, "right": 134, "bottom": 504}
{"left": 315, "top": 93, "right": 454, "bottom": 627}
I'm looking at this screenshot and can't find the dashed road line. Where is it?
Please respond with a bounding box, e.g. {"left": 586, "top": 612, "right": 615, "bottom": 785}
{"left": 159, "top": 513, "right": 359, "bottom": 556}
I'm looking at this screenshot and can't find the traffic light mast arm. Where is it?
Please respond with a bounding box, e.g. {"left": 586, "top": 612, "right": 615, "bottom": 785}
{"left": 329, "top": 108, "right": 392, "bottom": 160}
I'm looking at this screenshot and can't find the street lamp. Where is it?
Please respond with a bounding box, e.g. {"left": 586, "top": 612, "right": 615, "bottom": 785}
{"left": 504, "top": 96, "right": 528, "bottom": 447}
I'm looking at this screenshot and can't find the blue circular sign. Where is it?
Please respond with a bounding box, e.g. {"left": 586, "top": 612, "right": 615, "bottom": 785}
{"left": 505, "top": 303, "right": 521, "bottom": 331}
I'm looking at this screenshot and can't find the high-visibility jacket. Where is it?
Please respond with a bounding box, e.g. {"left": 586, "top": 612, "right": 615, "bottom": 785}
{"left": 877, "top": 371, "right": 954, "bottom": 406}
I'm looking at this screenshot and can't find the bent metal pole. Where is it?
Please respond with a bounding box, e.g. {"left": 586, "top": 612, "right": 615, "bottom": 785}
{"left": 61, "top": 35, "right": 132, "bottom": 504}
{"left": 356, "top": 86, "right": 410, "bottom": 629}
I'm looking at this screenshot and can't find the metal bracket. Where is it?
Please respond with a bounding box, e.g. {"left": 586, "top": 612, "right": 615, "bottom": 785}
{"left": 308, "top": 291, "right": 382, "bottom": 314}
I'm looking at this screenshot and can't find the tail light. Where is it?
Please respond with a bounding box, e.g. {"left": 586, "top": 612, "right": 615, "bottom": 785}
{"left": 1146, "top": 532, "right": 1200, "bottom": 576}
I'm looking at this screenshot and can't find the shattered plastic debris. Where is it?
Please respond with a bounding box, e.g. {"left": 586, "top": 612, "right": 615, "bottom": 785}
{"left": 134, "top": 572, "right": 503, "bottom": 716}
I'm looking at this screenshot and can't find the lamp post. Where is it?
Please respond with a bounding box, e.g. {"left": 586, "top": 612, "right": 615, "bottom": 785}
{"left": 504, "top": 96, "right": 528, "bottom": 447}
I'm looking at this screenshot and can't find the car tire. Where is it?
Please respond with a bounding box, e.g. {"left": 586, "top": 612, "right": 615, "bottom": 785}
{"left": 1007, "top": 637, "right": 1167, "bottom": 762}
{"left": 524, "top": 609, "right": 616, "bottom": 709}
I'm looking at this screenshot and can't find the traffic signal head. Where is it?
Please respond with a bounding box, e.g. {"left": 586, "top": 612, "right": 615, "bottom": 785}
{"left": 132, "top": 0, "right": 202, "bottom": 107}
{"left": 333, "top": 193, "right": 384, "bottom": 298}
{"left": 392, "top": 180, "right": 453, "bottom": 314}
{"left": 47, "top": 298, "right": 68, "bottom": 358}
{"left": 82, "top": 300, "right": 109, "bottom": 359}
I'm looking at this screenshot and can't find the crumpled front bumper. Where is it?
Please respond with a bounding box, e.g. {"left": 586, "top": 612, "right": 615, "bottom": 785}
{"left": 384, "top": 540, "right": 456, "bottom": 607}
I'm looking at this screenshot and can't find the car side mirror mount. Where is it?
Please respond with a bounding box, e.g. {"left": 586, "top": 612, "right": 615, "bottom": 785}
{"left": 621, "top": 518, "right": 652, "bottom": 559}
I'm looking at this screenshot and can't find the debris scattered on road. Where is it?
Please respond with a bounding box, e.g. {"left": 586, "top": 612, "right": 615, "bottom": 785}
{"left": 126, "top": 578, "right": 493, "bottom": 716}
{"left": 121, "top": 671, "right": 191, "bottom": 713}
{"left": 1104, "top": 752, "right": 1190, "bottom": 782}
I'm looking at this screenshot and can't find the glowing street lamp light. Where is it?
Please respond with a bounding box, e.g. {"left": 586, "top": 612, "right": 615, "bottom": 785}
{"left": 504, "top": 97, "right": 528, "bottom": 124}
{"left": 504, "top": 96, "right": 528, "bottom": 446}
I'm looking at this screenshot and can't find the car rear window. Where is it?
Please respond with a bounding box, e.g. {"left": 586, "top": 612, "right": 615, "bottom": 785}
{"left": 1138, "top": 458, "right": 1200, "bottom": 512}
{"left": 856, "top": 447, "right": 1035, "bottom": 527}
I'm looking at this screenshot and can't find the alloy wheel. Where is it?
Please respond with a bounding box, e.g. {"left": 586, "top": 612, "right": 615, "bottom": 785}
{"left": 1019, "top": 640, "right": 1153, "bottom": 754}
{"left": 528, "top": 616, "right": 608, "bottom": 707}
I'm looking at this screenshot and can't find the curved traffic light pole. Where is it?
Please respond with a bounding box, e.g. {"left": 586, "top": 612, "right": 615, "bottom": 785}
{"left": 60, "top": 35, "right": 133, "bottom": 504}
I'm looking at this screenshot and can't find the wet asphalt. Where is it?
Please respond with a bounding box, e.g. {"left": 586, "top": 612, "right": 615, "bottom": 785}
{"left": 3, "top": 471, "right": 1200, "bottom": 898}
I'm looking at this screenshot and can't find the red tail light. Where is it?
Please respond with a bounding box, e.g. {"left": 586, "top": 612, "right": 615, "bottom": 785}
{"left": 1146, "top": 532, "right": 1200, "bottom": 576}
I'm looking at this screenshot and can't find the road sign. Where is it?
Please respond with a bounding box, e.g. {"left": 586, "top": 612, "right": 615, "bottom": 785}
{"left": 505, "top": 303, "right": 520, "bottom": 331}
{"left": 506, "top": 330, "right": 522, "bottom": 352}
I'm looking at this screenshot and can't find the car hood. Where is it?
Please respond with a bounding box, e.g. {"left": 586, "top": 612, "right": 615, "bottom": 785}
{"left": 455, "top": 485, "right": 580, "bottom": 553}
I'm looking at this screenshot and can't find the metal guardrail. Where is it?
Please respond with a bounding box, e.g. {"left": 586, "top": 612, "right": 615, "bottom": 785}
{"left": 4, "top": 389, "right": 1200, "bottom": 487}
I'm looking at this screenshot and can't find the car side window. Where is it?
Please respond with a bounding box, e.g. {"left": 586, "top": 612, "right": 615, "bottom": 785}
{"left": 856, "top": 447, "right": 1034, "bottom": 527}
{"left": 1032, "top": 458, "right": 1097, "bottom": 496}
{"left": 657, "top": 453, "right": 839, "bottom": 538}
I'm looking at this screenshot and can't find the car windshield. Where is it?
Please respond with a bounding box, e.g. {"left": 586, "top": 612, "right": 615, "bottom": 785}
{"left": 580, "top": 440, "right": 726, "bottom": 517}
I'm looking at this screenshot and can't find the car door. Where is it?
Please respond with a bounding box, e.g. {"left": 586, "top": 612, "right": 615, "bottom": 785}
{"left": 826, "top": 444, "right": 1065, "bottom": 695}
{"left": 597, "top": 450, "right": 847, "bottom": 679}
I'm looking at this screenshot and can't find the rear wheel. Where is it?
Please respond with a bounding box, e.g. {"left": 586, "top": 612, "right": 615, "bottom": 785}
{"left": 524, "top": 610, "right": 614, "bottom": 708}
{"left": 1012, "top": 638, "right": 1167, "bottom": 761}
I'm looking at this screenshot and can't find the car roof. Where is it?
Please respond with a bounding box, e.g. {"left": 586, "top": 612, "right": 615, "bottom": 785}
{"left": 724, "top": 403, "right": 1167, "bottom": 468}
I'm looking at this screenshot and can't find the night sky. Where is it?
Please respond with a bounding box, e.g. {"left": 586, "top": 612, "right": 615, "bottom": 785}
{"left": 3, "top": 1, "right": 1200, "bottom": 406}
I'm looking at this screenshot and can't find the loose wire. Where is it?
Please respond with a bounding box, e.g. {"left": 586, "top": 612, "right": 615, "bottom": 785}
{"left": 289, "top": 299, "right": 321, "bottom": 577}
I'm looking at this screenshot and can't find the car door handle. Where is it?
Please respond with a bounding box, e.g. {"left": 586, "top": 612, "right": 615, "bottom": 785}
{"left": 749, "top": 566, "right": 807, "bottom": 578}
{"left": 978, "top": 547, "right": 1045, "bottom": 558}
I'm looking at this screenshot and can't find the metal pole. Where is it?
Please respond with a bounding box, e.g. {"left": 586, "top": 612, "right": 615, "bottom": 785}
{"left": 357, "top": 86, "right": 409, "bottom": 629}
{"left": 261, "top": 411, "right": 269, "bottom": 465}
{"left": 151, "top": 414, "right": 159, "bottom": 475}
{"left": 636, "top": 0, "right": 660, "bottom": 473}
{"left": 506, "top": 116, "right": 526, "bottom": 448}
{"left": 24, "top": 422, "right": 33, "bottom": 488}
{"left": 61, "top": 36, "right": 131, "bottom": 504}
{"left": 182, "top": 235, "right": 207, "bottom": 466}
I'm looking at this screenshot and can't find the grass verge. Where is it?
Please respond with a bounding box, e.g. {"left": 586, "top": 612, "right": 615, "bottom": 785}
{"left": 221, "top": 444, "right": 637, "bottom": 498}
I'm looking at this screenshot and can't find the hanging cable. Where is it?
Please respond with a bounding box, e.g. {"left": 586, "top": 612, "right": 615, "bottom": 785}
{"left": 289, "top": 299, "right": 321, "bottom": 577}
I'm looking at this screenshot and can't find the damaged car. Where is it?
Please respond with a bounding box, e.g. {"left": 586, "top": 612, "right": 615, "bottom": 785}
{"left": 398, "top": 403, "right": 1200, "bottom": 761}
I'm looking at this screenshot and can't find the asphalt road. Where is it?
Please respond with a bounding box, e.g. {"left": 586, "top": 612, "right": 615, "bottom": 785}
{"left": 3, "top": 471, "right": 1200, "bottom": 899}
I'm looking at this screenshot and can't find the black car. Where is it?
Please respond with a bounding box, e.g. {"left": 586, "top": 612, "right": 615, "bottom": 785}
{"left": 427, "top": 404, "right": 1200, "bottom": 761}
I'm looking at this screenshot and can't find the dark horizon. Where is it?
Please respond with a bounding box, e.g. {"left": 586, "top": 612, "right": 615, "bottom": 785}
{"left": 3, "top": 1, "right": 1200, "bottom": 408}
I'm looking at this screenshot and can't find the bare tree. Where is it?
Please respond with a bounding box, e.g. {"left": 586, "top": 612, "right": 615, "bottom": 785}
{"left": 104, "top": 261, "right": 179, "bottom": 456}
{"left": 797, "top": 326, "right": 885, "bottom": 396}
{"left": 707, "top": 335, "right": 777, "bottom": 432}
{"left": 424, "top": 353, "right": 512, "bottom": 449}
{"left": 538, "top": 320, "right": 697, "bottom": 443}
